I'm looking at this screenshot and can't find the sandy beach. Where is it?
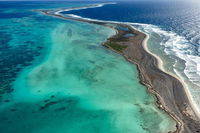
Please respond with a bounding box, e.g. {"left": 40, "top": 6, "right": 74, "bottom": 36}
{"left": 118, "top": 25, "right": 200, "bottom": 133}
{"left": 39, "top": 8, "right": 200, "bottom": 133}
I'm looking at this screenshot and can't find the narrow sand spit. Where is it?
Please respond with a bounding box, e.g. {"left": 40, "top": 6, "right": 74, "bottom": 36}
{"left": 39, "top": 7, "right": 200, "bottom": 133}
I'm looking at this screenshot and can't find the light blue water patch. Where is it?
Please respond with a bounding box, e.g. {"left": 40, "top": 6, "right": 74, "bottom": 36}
{"left": 1, "top": 21, "right": 175, "bottom": 133}
{"left": 124, "top": 33, "right": 135, "bottom": 37}
{"left": 116, "top": 25, "right": 129, "bottom": 31}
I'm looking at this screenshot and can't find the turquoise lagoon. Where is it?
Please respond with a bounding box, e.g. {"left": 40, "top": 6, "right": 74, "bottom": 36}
{"left": 0, "top": 2, "right": 176, "bottom": 133}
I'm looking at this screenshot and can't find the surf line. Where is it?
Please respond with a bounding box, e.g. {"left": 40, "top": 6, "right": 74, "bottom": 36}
{"left": 38, "top": 3, "right": 200, "bottom": 133}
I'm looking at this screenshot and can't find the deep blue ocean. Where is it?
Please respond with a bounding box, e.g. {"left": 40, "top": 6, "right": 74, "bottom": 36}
{"left": 66, "top": 1, "right": 200, "bottom": 46}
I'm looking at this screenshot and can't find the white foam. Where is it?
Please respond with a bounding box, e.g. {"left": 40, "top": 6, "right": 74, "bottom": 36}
{"left": 132, "top": 23, "right": 200, "bottom": 86}
{"left": 67, "top": 14, "right": 81, "bottom": 18}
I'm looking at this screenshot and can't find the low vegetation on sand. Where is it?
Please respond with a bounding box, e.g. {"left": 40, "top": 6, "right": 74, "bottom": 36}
{"left": 104, "top": 41, "right": 127, "bottom": 52}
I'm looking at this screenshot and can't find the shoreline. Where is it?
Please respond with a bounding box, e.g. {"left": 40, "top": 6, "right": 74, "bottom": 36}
{"left": 141, "top": 30, "right": 200, "bottom": 119}
{"left": 104, "top": 31, "right": 182, "bottom": 132}
{"left": 38, "top": 7, "right": 200, "bottom": 133}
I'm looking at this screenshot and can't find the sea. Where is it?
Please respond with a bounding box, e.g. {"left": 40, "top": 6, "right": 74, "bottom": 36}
{"left": 65, "top": 0, "right": 200, "bottom": 114}
{"left": 1, "top": 1, "right": 199, "bottom": 133}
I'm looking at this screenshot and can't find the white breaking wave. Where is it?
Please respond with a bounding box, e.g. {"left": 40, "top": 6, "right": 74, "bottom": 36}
{"left": 135, "top": 24, "right": 200, "bottom": 88}
{"left": 67, "top": 14, "right": 82, "bottom": 18}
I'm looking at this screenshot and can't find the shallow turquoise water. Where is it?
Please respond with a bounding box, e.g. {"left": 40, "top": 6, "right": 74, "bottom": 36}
{"left": 0, "top": 2, "right": 176, "bottom": 133}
